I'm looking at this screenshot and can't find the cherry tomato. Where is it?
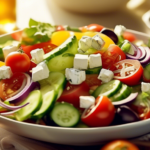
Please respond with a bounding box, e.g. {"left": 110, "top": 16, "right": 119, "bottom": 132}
{"left": 110, "top": 59, "right": 143, "bottom": 86}
{"left": 123, "top": 32, "right": 136, "bottom": 42}
{"left": 95, "top": 44, "right": 126, "bottom": 69}
{"left": 11, "top": 30, "right": 23, "bottom": 41}
{"left": 79, "top": 24, "right": 104, "bottom": 32}
{"left": 22, "top": 41, "right": 57, "bottom": 59}
{"left": 101, "top": 140, "right": 139, "bottom": 150}
{"left": 0, "top": 72, "right": 27, "bottom": 100}
{"left": 5, "top": 51, "right": 31, "bottom": 73}
{"left": 81, "top": 96, "right": 115, "bottom": 127}
{"left": 57, "top": 81, "right": 90, "bottom": 108}
{"left": 56, "top": 25, "right": 65, "bottom": 31}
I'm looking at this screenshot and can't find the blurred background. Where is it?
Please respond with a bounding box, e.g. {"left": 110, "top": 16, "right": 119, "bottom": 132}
{"left": 0, "top": 0, "right": 150, "bottom": 34}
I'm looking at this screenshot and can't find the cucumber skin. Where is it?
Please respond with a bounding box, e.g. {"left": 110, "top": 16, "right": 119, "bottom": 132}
{"left": 86, "top": 67, "right": 102, "bottom": 74}
{"left": 143, "top": 63, "right": 150, "bottom": 81}
{"left": 92, "top": 80, "right": 122, "bottom": 98}
{"left": 44, "top": 35, "right": 78, "bottom": 62}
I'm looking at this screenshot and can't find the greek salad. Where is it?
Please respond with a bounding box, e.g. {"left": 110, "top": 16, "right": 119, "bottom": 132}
{"left": 0, "top": 18, "right": 150, "bottom": 128}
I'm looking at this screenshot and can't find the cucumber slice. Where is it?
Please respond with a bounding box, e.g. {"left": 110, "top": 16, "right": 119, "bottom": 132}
{"left": 50, "top": 102, "right": 80, "bottom": 127}
{"left": 15, "top": 90, "right": 42, "bottom": 121}
{"left": 86, "top": 66, "right": 102, "bottom": 74}
{"left": 143, "top": 63, "right": 150, "bottom": 81}
{"left": 110, "top": 84, "right": 132, "bottom": 102}
{"left": 32, "top": 90, "right": 56, "bottom": 119}
{"left": 92, "top": 80, "right": 122, "bottom": 98}
{"left": 44, "top": 35, "right": 78, "bottom": 72}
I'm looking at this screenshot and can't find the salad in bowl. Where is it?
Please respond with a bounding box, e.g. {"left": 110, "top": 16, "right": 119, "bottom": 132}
{"left": 0, "top": 19, "right": 150, "bottom": 145}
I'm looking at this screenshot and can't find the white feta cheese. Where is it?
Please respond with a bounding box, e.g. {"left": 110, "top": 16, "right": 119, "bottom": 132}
{"left": 114, "top": 25, "right": 126, "bottom": 36}
{"left": 98, "top": 68, "right": 114, "bottom": 83}
{"left": 0, "top": 66, "right": 13, "bottom": 79}
{"left": 141, "top": 82, "right": 150, "bottom": 93}
{"left": 2, "top": 44, "right": 19, "bottom": 58}
{"left": 89, "top": 53, "right": 102, "bottom": 68}
{"left": 91, "top": 34, "right": 105, "bottom": 50}
{"left": 80, "top": 96, "right": 95, "bottom": 108}
{"left": 30, "top": 48, "right": 44, "bottom": 64}
{"left": 74, "top": 54, "right": 88, "bottom": 70}
{"left": 78, "top": 36, "right": 92, "bottom": 53}
{"left": 32, "top": 61, "right": 49, "bottom": 82}
{"left": 65, "top": 68, "right": 86, "bottom": 85}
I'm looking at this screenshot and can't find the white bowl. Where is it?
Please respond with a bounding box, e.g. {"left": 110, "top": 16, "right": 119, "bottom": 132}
{"left": 52, "top": 0, "right": 129, "bottom": 14}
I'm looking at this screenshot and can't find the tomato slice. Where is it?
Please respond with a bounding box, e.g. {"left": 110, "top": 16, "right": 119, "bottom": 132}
{"left": 110, "top": 59, "right": 143, "bottom": 86}
{"left": 81, "top": 96, "right": 115, "bottom": 127}
{"left": 101, "top": 140, "right": 139, "bottom": 150}
{"left": 22, "top": 41, "right": 57, "bottom": 59}
{"left": 123, "top": 31, "right": 137, "bottom": 42}
{"left": 0, "top": 72, "right": 27, "bottom": 101}
{"left": 57, "top": 81, "right": 90, "bottom": 108}
{"left": 95, "top": 44, "right": 126, "bottom": 69}
{"left": 79, "top": 24, "right": 104, "bottom": 32}
{"left": 11, "top": 30, "right": 23, "bottom": 41}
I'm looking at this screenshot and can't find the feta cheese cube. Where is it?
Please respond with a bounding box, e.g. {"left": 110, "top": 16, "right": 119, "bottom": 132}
{"left": 74, "top": 54, "right": 88, "bottom": 70}
{"left": 78, "top": 36, "right": 92, "bottom": 53}
{"left": 2, "top": 45, "right": 19, "bottom": 58}
{"left": 141, "top": 82, "right": 150, "bottom": 93}
{"left": 80, "top": 96, "right": 95, "bottom": 108}
{"left": 65, "top": 68, "right": 86, "bottom": 85}
{"left": 91, "top": 34, "right": 105, "bottom": 50}
{"left": 30, "top": 48, "right": 44, "bottom": 64}
{"left": 114, "top": 25, "right": 126, "bottom": 36}
{"left": 32, "top": 61, "right": 49, "bottom": 82}
{"left": 98, "top": 68, "right": 114, "bottom": 83}
{"left": 0, "top": 66, "right": 13, "bottom": 79}
{"left": 89, "top": 53, "right": 102, "bottom": 68}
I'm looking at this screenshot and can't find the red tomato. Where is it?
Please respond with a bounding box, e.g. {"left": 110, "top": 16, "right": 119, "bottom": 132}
{"left": 5, "top": 51, "right": 31, "bottom": 73}
{"left": 101, "top": 140, "right": 139, "bottom": 150}
{"left": 123, "top": 32, "right": 136, "bottom": 42}
{"left": 0, "top": 72, "right": 27, "bottom": 100}
{"left": 95, "top": 44, "right": 126, "bottom": 69}
{"left": 56, "top": 25, "right": 65, "bottom": 31}
{"left": 22, "top": 41, "right": 57, "bottom": 59}
{"left": 11, "top": 30, "right": 23, "bottom": 41}
{"left": 110, "top": 59, "right": 143, "bottom": 86}
{"left": 57, "top": 81, "right": 90, "bottom": 108}
{"left": 81, "top": 96, "right": 115, "bottom": 127}
{"left": 79, "top": 24, "right": 104, "bottom": 32}
{"left": 85, "top": 74, "right": 102, "bottom": 87}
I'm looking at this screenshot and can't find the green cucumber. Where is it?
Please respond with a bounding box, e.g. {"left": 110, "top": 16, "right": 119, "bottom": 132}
{"left": 44, "top": 35, "right": 78, "bottom": 72}
{"left": 86, "top": 66, "right": 102, "bottom": 74}
{"left": 110, "top": 84, "right": 132, "bottom": 102}
{"left": 15, "top": 90, "right": 42, "bottom": 121}
{"left": 143, "top": 63, "right": 150, "bottom": 81}
{"left": 50, "top": 102, "right": 80, "bottom": 127}
{"left": 92, "top": 80, "right": 122, "bottom": 98}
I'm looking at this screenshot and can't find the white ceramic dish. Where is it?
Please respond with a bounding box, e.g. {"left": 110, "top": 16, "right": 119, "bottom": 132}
{"left": 0, "top": 29, "right": 150, "bottom": 146}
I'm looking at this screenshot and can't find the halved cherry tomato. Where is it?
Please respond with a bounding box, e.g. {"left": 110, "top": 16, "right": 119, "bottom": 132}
{"left": 95, "top": 44, "right": 126, "bottom": 69}
{"left": 110, "top": 59, "right": 143, "bottom": 86}
{"left": 81, "top": 95, "right": 115, "bottom": 127}
{"left": 57, "top": 81, "right": 90, "bottom": 108}
{"left": 11, "top": 30, "right": 23, "bottom": 41}
{"left": 56, "top": 25, "right": 65, "bottom": 31}
{"left": 5, "top": 51, "right": 31, "bottom": 73}
{"left": 79, "top": 24, "right": 104, "bottom": 32}
{"left": 101, "top": 140, "right": 139, "bottom": 150}
{"left": 21, "top": 41, "right": 57, "bottom": 59}
{"left": 0, "top": 72, "right": 27, "bottom": 100}
{"left": 123, "top": 32, "right": 136, "bottom": 42}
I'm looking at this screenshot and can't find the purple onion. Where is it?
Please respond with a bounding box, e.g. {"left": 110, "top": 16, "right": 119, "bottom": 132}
{"left": 0, "top": 100, "right": 29, "bottom": 110}
{"left": 0, "top": 109, "right": 20, "bottom": 116}
{"left": 112, "top": 92, "right": 138, "bottom": 106}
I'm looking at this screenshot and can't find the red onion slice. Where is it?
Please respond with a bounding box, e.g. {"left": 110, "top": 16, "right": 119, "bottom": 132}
{"left": 139, "top": 47, "right": 150, "bottom": 66}
{"left": 138, "top": 46, "right": 146, "bottom": 60}
{"left": 112, "top": 92, "right": 138, "bottom": 106}
{"left": 0, "top": 100, "right": 29, "bottom": 110}
{"left": 6, "top": 75, "right": 40, "bottom": 103}
{"left": 126, "top": 43, "right": 142, "bottom": 60}
{"left": 0, "top": 109, "right": 20, "bottom": 116}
